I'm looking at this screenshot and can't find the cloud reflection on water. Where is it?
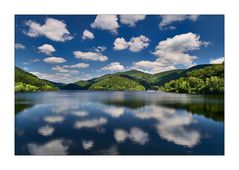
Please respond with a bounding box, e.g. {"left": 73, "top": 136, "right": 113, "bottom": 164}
{"left": 74, "top": 117, "right": 107, "bottom": 129}
{"left": 114, "top": 127, "right": 149, "bottom": 145}
{"left": 133, "top": 105, "right": 200, "bottom": 148}
{"left": 104, "top": 106, "right": 125, "bottom": 118}
{"left": 27, "top": 139, "right": 69, "bottom": 155}
{"left": 82, "top": 140, "right": 94, "bottom": 150}
{"left": 38, "top": 125, "right": 55, "bottom": 136}
{"left": 44, "top": 115, "right": 65, "bottom": 123}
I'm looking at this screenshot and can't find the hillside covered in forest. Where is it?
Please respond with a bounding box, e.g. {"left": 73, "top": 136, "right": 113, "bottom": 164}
{"left": 15, "top": 63, "right": 224, "bottom": 94}
{"left": 15, "top": 67, "right": 58, "bottom": 92}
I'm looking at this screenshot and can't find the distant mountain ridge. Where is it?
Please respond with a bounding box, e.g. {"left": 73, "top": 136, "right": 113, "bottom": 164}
{"left": 60, "top": 64, "right": 212, "bottom": 90}
{"left": 15, "top": 64, "right": 223, "bottom": 93}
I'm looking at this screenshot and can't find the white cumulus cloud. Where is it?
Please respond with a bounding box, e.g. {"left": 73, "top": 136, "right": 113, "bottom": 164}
{"left": 128, "top": 35, "right": 150, "bottom": 52}
{"left": 15, "top": 43, "right": 26, "bottom": 50}
{"left": 113, "top": 37, "right": 128, "bottom": 50}
{"left": 24, "top": 18, "right": 73, "bottom": 42}
{"left": 73, "top": 51, "right": 108, "bottom": 62}
{"left": 119, "top": 15, "right": 146, "bottom": 26}
{"left": 63, "top": 63, "right": 89, "bottom": 68}
{"left": 38, "top": 44, "right": 56, "bottom": 55}
{"left": 133, "top": 32, "right": 208, "bottom": 74}
{"left": 43, "top": 57, "right": 66, "bottom": 64}
{"left": 101, "top": 62, "right": 124, "bottom": 71}
{"left": 113, "top": 35, "right": 150, "bottom": 52}
{"left": 91, "top": 15, "right": 119, "bottom": 34}
{"left": 160, "top": 15, "right": 199, "bottom": 30}
{"left": 210, "top": 57, "right": 224, "bottom": 64}
{"left": 82, "top": 29, "right": 95, "bottom": 40}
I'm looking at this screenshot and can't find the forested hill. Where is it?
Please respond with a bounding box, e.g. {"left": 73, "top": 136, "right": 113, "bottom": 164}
{"left": 162, "top": 63, "right": 224, "bottom": 94}
{"left": 15, "top": 67, "right": 58, "bottom": 92}
{"left": 15, "top": 63, "right": 224, "bottom": 94}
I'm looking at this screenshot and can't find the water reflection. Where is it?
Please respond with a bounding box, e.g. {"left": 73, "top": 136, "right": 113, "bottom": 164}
{"left": 15, "top": 91, "right": 224, "bottom": 155}
{"left": 74, "top": 118, "right": 108, "bottom": 129}
{"left": 82, "top": 140, "right": 94, "bottom": 150}
{"left": 114, "top": 127, "right": 149, "bottom": 145}
{"left": 132, "top": 106, "right": 200, "bottom": 148}
{"left": 38, "top": 125, "right": 55, "bottom": 136}
{"left": 27, "top": 139, "right": 70, "bottom": 155}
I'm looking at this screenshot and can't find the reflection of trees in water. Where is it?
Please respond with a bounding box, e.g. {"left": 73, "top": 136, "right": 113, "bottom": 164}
{"left": 158, "top": 103, "right": 224, "bottom": 122}
{"left": 15, "top": 98, "right": 35, "bottom": 114}
{"left": 102, "top": 99, "right": 148, "bottom": 109}
{"left": 101, "top": 96, "right": 224, "bottom": 122}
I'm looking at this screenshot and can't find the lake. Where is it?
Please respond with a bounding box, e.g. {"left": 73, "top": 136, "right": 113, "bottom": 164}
{"left": 15, "top": 91, "right": 224, "bottom": 155}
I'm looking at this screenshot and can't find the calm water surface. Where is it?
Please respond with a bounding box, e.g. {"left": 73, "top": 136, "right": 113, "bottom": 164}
{"left": 15, "top": 91, "right": 224, "bottom": 155}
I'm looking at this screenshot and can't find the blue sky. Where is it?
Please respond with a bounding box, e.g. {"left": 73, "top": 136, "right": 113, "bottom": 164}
{"left": 15, "top": 15, "right": 224, "bottom": 83}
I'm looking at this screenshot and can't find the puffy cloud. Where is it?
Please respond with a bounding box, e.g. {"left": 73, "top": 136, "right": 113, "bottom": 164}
{"left": 91, "top": 15, "right": 119, "bottom": 34}
{"left": 93, "top": 46, "right": 107, "bottom": 53}
{"left": 101, "top": 62, "right": 124, "bottom": 71}
{"left": 82, "top": 29, "right": 95, "bottom": 40}
{"left": 113, "top": 35, "right": 150, "bottom": 52}
{"left": 44, "top": 116, "right": 64, "bottom": 123}
{"left": 52, "top": 65, "right": 69, "bottom": 73}
{"left": 210, "top": 57, "right": 224, "bottom": 64}
{"left": 38, "top": 44, "right": 56, "bottom": 55}
{"left": 73, "top": 51, "right": 108, "bottom": 62}
{"left": 38, "top": 125, "right": 55, "bottom": 136}
{"left": 153, "top": 32, "right": 208, "bottom": 67}
{"left": 74, "top": 117, "right": 107, "bottom": 129}
{"left": 52, "top": 63, "right": 89, "bottom": 74}
{"left": 27, "top": 139, "right": 69, "bottom": 155}
{"left": 30, "top": 71, "right": 73, "bottom": 83}
{"left": 43, "top": 57, "right": 66, "bottom": 63}
{"left": 160, "top": 15, "right": 199, "bottom": 30}
{"left": 113, "top": 38, "right": 128, "bottom": 50}
{"left": 133, "top": 32, "right": 209, "bottom": 74}
{"left": 15, "top": 43, "right": 25, "bottom": 50}
{"left": 119, "top": 15, "right": 146, "bottom": 26}
{"left": 24, "top": 18, "right": 73, "bottom": 42}
{"left": 114, "top": 127, "right": 149, "bottom": 145}
{"left": 82, "top": 140, "right": 94, "bottom": 150}
{"left": 132, "top": 60, "right": 177, "bottom": 74}
{"left": 63, "top": 63, "right": 89, "bottom": 68}
{"left": 128, "top": 35, "right": 150, "bottom": 52}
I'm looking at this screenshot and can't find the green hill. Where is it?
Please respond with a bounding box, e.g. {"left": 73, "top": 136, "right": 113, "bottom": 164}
{"left": 15, "top": 67, "right": 58, "bottom": 92}
{"left": 150, "top": 69, "right": 185, "bottom": 87}
{"left": 89, "top": 75, "right": 145, "bottom": 91}
{"left": 114, "top": 70, "right": 152, "bottom": 89}
{"left": 17, "top": 63, "right": 223, "bottom": 93}
{"left": 46, "top": 80, "right": 65, "bottom": 88}
{"left": 60, "top": 80, "right": 91, "bottom": 90}
{"left": 162, "top": 64, "right": 224, "bottom": 94}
